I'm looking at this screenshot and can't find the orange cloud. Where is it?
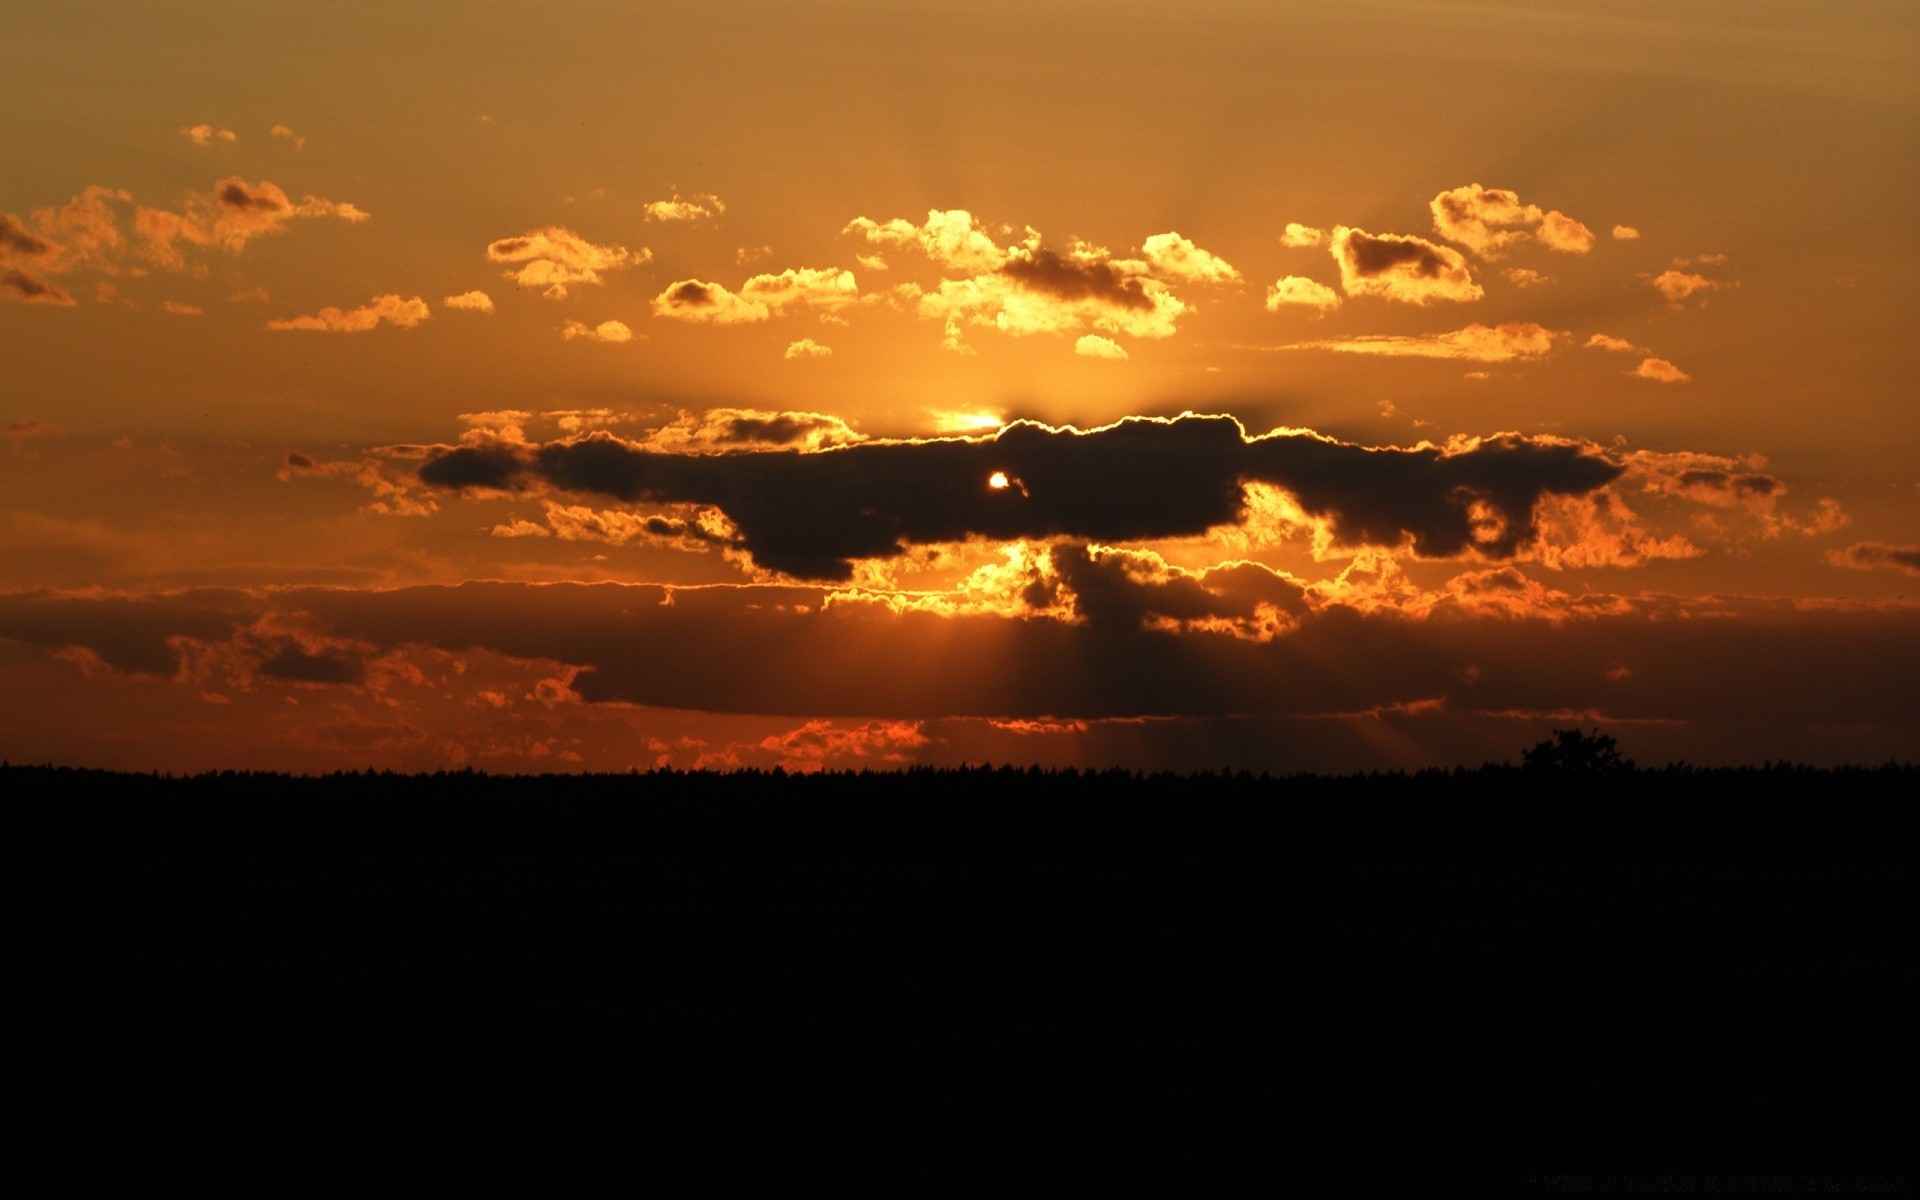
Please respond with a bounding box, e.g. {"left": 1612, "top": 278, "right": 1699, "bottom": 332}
{"left": 644, "top": 191, "right": 725, "bottom": 222}
{"left": 753, "top": 719, "right": 930, "bottom": 772}
{"left": 269, "top": 124, "right": 305, "bottom": 151}
{"left": 1429, "top": 183, "right": 1595, "bottom": 258}
{"left": 1633, "top": 357, "right": 1690, "bottom": 383}
{"left": 135, "top": 177, "right": 368, "bottom": 268}
{"left": 560, "top": 318, "right": 633, "bottom": 343}
{"left": 844, "top": 208, "right": 1012, "bottom": 272}
{"left": 1584, "top": 333, "right": 1643, "bottom": 353}
{"left": 1330, "top": 226, "right": 1482, "bottom": 304}
{"left": 1284, "top": 322, "right": 1555, "bottom": 362}
{"left": 180, "top": 124, "right": 237, "bottom": 147}
{"left": 653, "top": 267, "right": 857, "bottom": 324}
{"left": 1264, "top": 276, "right": 1341, "bottom": 314}
{"left": 651, "top": 279, "right": 767, "bottom": 323}
{"left": 1074, "top": 334, "right": 1127, "bottom": 360}
{"left": 444, "top": 290, "right": 494, "bottom": 313}
{"left": 2, "top": 267, "right": 74, "bottom": 305}
{"left": 1611, "top": 225, "right": 1640, "bottom": 240}
{"left": 486, "top": 226, "right": 645, "bottom": 298}
{"left": 266, "top": 293, "right": 429, "bottom": 333}
{"left": 784, "top": 338, "right": 831, "bottom": 359}
{"left": 638, "top": 408, "right": 864, "bottom": 454}
{"left": 160, "top": 300, "right": 203, "bottom": 316}
{"left": 1829, "top": 542, "right": 1920, "bottom": 577}
{"left": 1651, "top": 256, "right": 1736, "bottom": 308}
{"left": 1502, "top": 267, "right": 1550, "bottom": 288}
{"left": 1280, "top": 222, "right": 1327, "bottom": 248}
{"left": 1139, "top": 232, "right": 1240, "bottom": 283}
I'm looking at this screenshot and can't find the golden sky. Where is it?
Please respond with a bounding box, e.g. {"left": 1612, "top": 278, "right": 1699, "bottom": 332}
{"left": 4, "top": 1, "right": 1917, "bottom": 772}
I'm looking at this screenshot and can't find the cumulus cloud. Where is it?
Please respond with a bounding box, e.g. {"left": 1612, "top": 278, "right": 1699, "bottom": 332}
{"left": 1829, "top": 542, "right": 1920, "bottom": 577}
{"left": 1283, "top": 322, "right": 1555, "bottom": 363}
{"left": 181, "top": 124, "right": 237, "bottom": 147}
{"left": 651, "top": 279, "right": 770, "bottom": 324}
{"left": 444, "top": 290, "right": 494, "bottom": 312}
{"left": 1584, "top": 333, "right": 1643, "bottom": 354}
{"left": 636, "top": 408, "right": 864, "bottom": 455}
{"left": 653, "top": 267, "right": 857, "bottom": 324}
{"left": 1139, "top": 232, "right": 1240, "bottom": 283}
{"left": 1612, "top": 225, "right": 1640, "bottom": 240}
{"left": 418, "top": 413, "right": 1621, "bottom": 580}
{"left": 844, "top": 209, "right": 1012, "bottom": 272}
{"left": 135, "top": 177, "right": 369, "bottom": 268}
{"left": 644, "top": 191, "right": 725, "bottom": 222}
{"left": 1429, "top": 184, "right": 1596, "bottom": 258}
{"left": 486, "top": 226, "right": 645, "bottom": 298}
{"left": 785, "top": 338, "right": 831, "bottom": 359}
{"left": 1330, "top": 226, "right": 1482, "bottom": 304}
{"left": 560, "top": 319, "right": 633, "bottom": 343}
{"left": 1633, "top": 357, "right": 1690, "bottom": 383}
{"left": 1264, "top": 276, "right": 1341, "bottom": 314}
{"left": 266, "top": 293, "right": 429, "bottom": 332}
{"left": 1074, "top": 335, "right": 1127, "bottom": 360}
{"left": 1651, "top": 256, "right": 1736, "bottom": 308}
{"left": 1280, "top": 223, "right": 1327, "bottom": 248}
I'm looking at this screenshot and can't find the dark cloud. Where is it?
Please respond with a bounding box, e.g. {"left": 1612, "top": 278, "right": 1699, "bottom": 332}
{"left": 417, "top": 416, "right": 1623, "bottom": 580}
{"left": 3, "top": 268, "right": 75, "bottom": 306}
{"left": 1331, "top": 227, "right": 1481, "bottom": 304}
{"left": 0, "top": 213, "right": 58, "bottom": 261}
{"left": 1830, "top": 542, "right": 1920, "bottom": 577}
{"left": 999, "top": 249, "right": 1154, "bottom": 312}
{"left": 1675, "top": 470, "right": 1781, "bottom": 499}
{"left": 723, "top": 414, "right": 846, "bottom": 446}
{"left": 216, "top": 180, "right": 290, "bottom": 214}
{"left": 284, "top": 452, "right": 316, "bottom": 470}
{"left": 257, "top": 644, "right": 365, "bottom": 685}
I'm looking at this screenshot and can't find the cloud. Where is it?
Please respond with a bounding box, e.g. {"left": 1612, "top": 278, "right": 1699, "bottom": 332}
{"left": 1283, "top": 322, "right": 1555, "bottom": 363}
{"left": 267, "top": 293, "right": 429, "bottom": 332}
{"left": 1428, "top": 184, "right": 1596, "bottom": 258}
{"left": 160, "top": 300, "right": 203, "bottom": 315}
{"left": 637, "top": 408, "right": 864, "bottom": 455}
{"left": 2, "top": 267, "right": 74, "bottom": 305}
{"left": 1264, "top": 276, "right": 1340, "bottom": 314}
{"left": 651, "top": 279, "right": 769, "bottom": 324}
{"left": 1074, "top": 334, "right": 1128, "bottom": 360}
{"left": 269, "top": 124, "right": 305, "bottom": 151}
{"left": 1502, "top": 267, "right": 1550, "bottom": 288}
{"left": 4, "top": 418, "right": 52, "bottom": 439}
{"left": 485, "top": 226, "right": 646, "bottom": 298}
{"left": 181, "top": 124, "right": 237, "bottom": 147}
{"left": 135, "top": 177, "right": 369, "bottom": 268}
{"left": 644, "top": 191, "right": 725, "bottom": 222}
{"left": 418, "top": 413, "right": 1622, "bottom": 580}
{"left": 1139, "top": 232, "right": 1240, "bottom": 283}
{"left": 560, "top": 318, "right": 633, "bottom": 343}
{"left": 1829, "top": 542, "right": 1920, "bottom": 577}
{"left": 1584, "top": 333, "right": 1644, "bottom": 353}
{"left": 1651, "top": 257, "right": 1736, "bottom": 308}
{"left": 1280, "top": 223, "right": 1327, "bottom": 248}
{"left": 1612, "top": 225, "right": 1640, "bottom": 240}
{"left": 784, "top": 338, "right": 831, "bottom": 360}
{"left": 652, "top": 267, "right": 858, "bottom": 325}
{"left": 735, "top": 245, "right": 773, "bottom": 265}
{"left": 444, "top": 290, "right": 494, "bottom": 313}
{"left": 844, "top": 209, "right": 1012, "bottom": 272}
{"left": 1330, "top": 226, "right": 1482, "bottom": 304}
{"left": 1633, "top": 357, "right": 1690, "bottom": 383}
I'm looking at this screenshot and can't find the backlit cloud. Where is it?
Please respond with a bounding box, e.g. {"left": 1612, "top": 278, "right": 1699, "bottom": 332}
{"left": 418, "top": 413, "right": 1621, "bottom": 579}
{"left": 1264, "top": 276, "right": 1340, "bottom": 314}
{"left": 653, "top": 267, "right": 857, "bottom": 324}
{"left": 1074, "top": 334, "right": 1128, "bottom": 360}
{"left": 267, "top": 293, "right": 429, "bottom": 332}
{"left": 1502, "top": 267, "right": 1549, "bottom": 288}
{"left": 1429, "top": 184, "right": 1596, "bottom": 258}
{"left": 2, "top": 267, "right": 74, "bottom": 305}
{"left": 269, "top": 124, "right": 305, "bottom": 151}
{"left": 651, "top": 279, "right": 769, "bottom": 323}
{"left": 644, "top": 191, "right": 725, "bottom": 222}
{"left": 1280, "top": 223, "right": 1327, "bottom": 248}
{"left": 1284, "top": 322, "right": 1555, "bottom": 363}
{"left": 136, "top": 177, "right": 369, "bottom": 268}
{"left": 1585, "top": 333, "right": 1644, "bottom": 353}
{"left": 1612, "top": 225, "right": 1640, "bottom": 240}
{"left": 485, "top": 226, "right": 645, "bottom": 298}
{"left": 181, "top": 124, "right": 237, "bottom": 147}
{"left": 844, "top": 209, "right": 1012, "bottom": 272}
{"left": 1330, "top": 226, "right": 1482, "bottom": 304}
{"left": 784, "top": 338, "right": 831, "bottom": 359}
{"left": 1829, "top": 542, "right": 1920, "bottom": 577}
{"left": 443, "top": 290, "right": 494, "bottom": 312}
{"left": 1651, "top": 256, "right": 1736, "bottom": 308}
{"left": 1633, "top": 357, "right": 1690, "bottom": 383}
{"left": 1139, "top": 232, "right": 1240, "bottom": 283}
{"left": 560, "top": 318, "right": 633, "bottom": 343}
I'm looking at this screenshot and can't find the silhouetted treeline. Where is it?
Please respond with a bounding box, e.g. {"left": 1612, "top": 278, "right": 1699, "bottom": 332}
{"left": 7, "top": 758, "right": 1913, "bottom": 857}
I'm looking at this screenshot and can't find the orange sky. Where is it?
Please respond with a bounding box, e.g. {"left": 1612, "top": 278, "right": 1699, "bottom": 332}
{"left": 4, "top": 1, "right": 1917, "bottom": 772}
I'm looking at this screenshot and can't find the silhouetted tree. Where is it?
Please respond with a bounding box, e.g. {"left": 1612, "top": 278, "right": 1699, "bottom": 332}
{"left": 1522, "top": 728, "right": 1633, "bottom": 776}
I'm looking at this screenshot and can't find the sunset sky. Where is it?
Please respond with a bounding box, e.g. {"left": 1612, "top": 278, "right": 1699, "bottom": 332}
{"left": 4, "top": 1, "right": 1917, "bottom": 773}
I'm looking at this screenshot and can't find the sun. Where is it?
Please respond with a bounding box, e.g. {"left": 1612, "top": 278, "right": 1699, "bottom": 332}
{"left": 988, "top": 471, "right": 1011, "bottom": 490}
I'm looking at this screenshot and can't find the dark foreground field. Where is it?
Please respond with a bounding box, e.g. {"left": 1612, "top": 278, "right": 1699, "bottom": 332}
{"left": 14, "top": 763, "right": 1914, "bottom": 1194}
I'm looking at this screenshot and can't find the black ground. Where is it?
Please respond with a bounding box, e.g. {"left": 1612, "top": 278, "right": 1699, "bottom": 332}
{"left": 13, "top": 762, "right": 1914, "bottom": 1194}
